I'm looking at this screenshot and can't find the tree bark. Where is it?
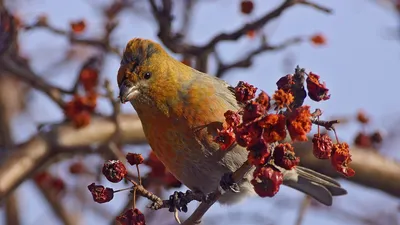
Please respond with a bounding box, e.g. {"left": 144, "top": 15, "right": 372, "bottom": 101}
{"left": 0, "top": 114, "right": 399, "bottom": 202}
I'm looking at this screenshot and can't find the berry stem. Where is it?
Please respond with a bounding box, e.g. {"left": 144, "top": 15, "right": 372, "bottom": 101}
{"left": 133, "top": 187, "right": 137, "bottom": 209}
{"left": 114, "top": 187, "right": 133, "bottom": 193}
{"left": 136, "top": 164, "right": 142, "bottom": 185}
{"left": 332, "top": 128, "right": 339, "bottom": 143}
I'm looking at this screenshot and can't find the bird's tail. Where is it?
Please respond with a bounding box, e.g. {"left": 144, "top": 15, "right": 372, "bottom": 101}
{"left": 283, "top": 166, "right": 347, "bottom": 206}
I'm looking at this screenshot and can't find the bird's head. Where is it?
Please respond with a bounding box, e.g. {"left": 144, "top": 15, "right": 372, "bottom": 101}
{"left": 117, "top": 38, "right": 173, "bottom": 105}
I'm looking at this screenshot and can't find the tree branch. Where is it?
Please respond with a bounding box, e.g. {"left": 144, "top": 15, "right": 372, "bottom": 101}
{"left": 148, "top": 0, "right": 331, "bottom": 56}
{"left": 0, "top": 55, "right": 71, "bottom": 108}
{"left": 0, "top": 114, "right": 145, "bottom": 201}
{"left": 293, "top": 141, "right": 400, "bottom": 197}
{"left": 215, "top": 36, "right": 304, "bottom": 78}
{"left": 35, "top": 180, "right": 79, "bottom": 225}
{"left": 0, "top": 114, "right": 399, "bottom": 206}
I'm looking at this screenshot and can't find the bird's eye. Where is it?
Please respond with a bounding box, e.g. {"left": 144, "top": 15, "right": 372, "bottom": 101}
{"left": 144, "top": 72, "right": 152, "bottom": 80}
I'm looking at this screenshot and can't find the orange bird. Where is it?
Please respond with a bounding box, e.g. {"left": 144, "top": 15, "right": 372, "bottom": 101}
{"left": 117, "top": 38, "right": 347, "bottom": 206}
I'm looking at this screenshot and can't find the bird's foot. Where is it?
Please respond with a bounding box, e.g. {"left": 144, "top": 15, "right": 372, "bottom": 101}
{"left": 219, "top": 172, "right": 240, "bottom": 194}
{"left": 166, "top": 190, "right": 205, "bottom": 213}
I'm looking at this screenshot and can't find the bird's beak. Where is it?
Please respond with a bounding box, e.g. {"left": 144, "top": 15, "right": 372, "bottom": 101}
{"left": 119, "top": 80, "right": 139, "bottom": 104}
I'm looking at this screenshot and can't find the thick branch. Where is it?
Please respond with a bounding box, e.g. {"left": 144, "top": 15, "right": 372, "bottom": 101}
{"left": 293, "top": 141, "right": 400, "bottom": 197}
{"left": 35, "top": 181, "right": 78, "bottom": 225}
{"left": 1, "top": 114, "right": 400, "bottom": 204}
{"left": 4, "top": 193, "right": 20, "bottom": 225}
{"left": 0, "top": 114, "right": 145, "bottom": 201}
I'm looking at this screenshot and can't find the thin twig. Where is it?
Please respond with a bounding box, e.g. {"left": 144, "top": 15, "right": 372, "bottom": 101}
{"left": 298, "top": 0, "right": 333, "bottom": 13}
{"left": 295, "top": 195, "right": 311, "bottom": 225}
{"left": 215, "top": 36, "right": 304, "bottom": 78}
{"left": 0, "top": 55, "right": 70, "bottom": 108}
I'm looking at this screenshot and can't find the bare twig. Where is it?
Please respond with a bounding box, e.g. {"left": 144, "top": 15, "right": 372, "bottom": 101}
{"left": 215, "top": 36, "right": 304, "bottom": 78}
{"left": 298, "top": 0, "right": 333, "bottom": 13}
{"left": 178, "top": 0, "right": 197, "bottom": 39}
{"left": 311, "top": 119, "right": 340, "bottom": 131}
{"left": 4, "top": 193, "right": 20, "bottom": 225}
{"left": 0, "top": 55, "right": 71, "bottom": 108}
{"left": 150, "top": 0, "right": 331, "bottom": 56}
{"left": 35, "top": 179, "right": 79, "bottom": 225}
{"left": 294, "top": 196, "right": 311, "bottom": 225}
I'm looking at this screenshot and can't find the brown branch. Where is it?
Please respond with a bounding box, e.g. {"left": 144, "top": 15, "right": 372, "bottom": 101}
{"left": 0, "top": 114, "right": 145, "bottom": 201}
{"left": 4, "top": 193, "right": 20, "bottom": 225}
{"left": 1, "top": 114, "right": 400, "bottom": 208}
{"left": 149, "top": 0, "right": 331, "bottom": 56}
{"left": 0, "top": 75, "right": 20, "bottom": 225}
{"left": 179, "top": 0, "right": 197, "bottom": 38}
{"left": 298, "top": 0, "right": 333, "bottom": 13}
{"left": 35, "top": 180, "right": 79, "bottom": 225}
{"left": 293, "top": 140, "right": 400, "bottom": 197}
{"left": 22, "top": 11, "right": 122, "bottom": 57}
{"left": 0, "top": 55, "right": 71, "bottom": 108}
{"left": 215, "top": 36, "right": 304, "bottom": 78}
{"left": 294, "top": 196, "right": 311, "bottom": 225}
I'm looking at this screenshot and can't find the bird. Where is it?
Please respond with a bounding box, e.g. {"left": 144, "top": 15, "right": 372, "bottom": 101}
{"left": 117, "top": 38, "right": 347, "bottom": 206}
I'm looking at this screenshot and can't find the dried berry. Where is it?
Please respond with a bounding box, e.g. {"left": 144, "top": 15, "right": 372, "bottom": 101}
{"left": 273, "top": 143, "right": 299, "bottom": 170}
{"left": 258, "top": 114, "right": 287, "bottom": 143}
{"left": 215, "top": 128, "right": 236, "bottom": 150}
{"left": 102, "top": 160, "right": 127, "bottom": 183}
{"left": 276, "top": 74, "right": 294, "bottom": 92}
{"left": 69, "top": 162, "right": 86, "bottom": 174}
{"left": 79, "top": 67, "right": 99, "bottom": 93}
{"left": 240, "top": 0, "right": 254, "bottom": 15}
{"left": 234, "top": 81, "right": 257, "bottom": 103}
{"left": 246, "top": 137, "right": 271, "bottom": 166}
{"left": 251, "top": 166, "right": 283, "bottom": 197}
{"left": 116, "top": 208, "right": 146, "bottom": 225}
{"left": 286, "top": 106, "right": 312, "bottom": 142}
{"left": 356, "top": 110, "right": 369, "bottom": 124}
{"left": 310, "top": 33, "right": 327, "bottom": 46}
{"left": 246, "top": 29, "right": 256, "bottom": 39}
{"left": 312, "top": 133, "right": 333, "bottom": 159}
{"left": 224, "top": 110, "right": 241, "bottom": 128}
{"left": 64, "top": 93, "right": 97, "bottom": 128}
{"left": 87, "top": 183, "right": 114, "bottom": 203}
{"left": 234, "top": 125, "right": 253, "bottom": 147}
{"left": 255, "top": 91, "right": 271, "bottom": 110}
{"left": 353, "top": 132, "right": 372, "bottom": 148}
{"left": 243, "top": 101, "right": 266, "bottom": 122}
{"left": 306, "top": 72, "right": 330, "bottom": 102}
{"left": 272, "top": 89, "right": 294, "bottom": 110}
{"left": 370, "top": 131, "right": 383, "bottom": 144}
{"left": 126, "top": 153, "right": 145, "bottom": 165}
{"left": 70, "top": 20, "right": 86, "bottom": 33}
{"left": 331, "top": 142, "right": 355, "bottom": 177}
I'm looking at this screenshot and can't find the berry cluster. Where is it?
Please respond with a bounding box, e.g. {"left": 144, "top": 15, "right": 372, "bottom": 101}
{"left": 87, "top": 151, "right": 181, "bottom": 225}
{"left": 214, "top": 67, "right": 354, "bottom": 197}
{"left": 64, "top": 57, "right": 100, "bottom": 128}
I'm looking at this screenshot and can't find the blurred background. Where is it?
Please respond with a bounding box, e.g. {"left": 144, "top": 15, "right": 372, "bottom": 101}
{"left": 0, "top": 0, "right": 400, "bottom": 224}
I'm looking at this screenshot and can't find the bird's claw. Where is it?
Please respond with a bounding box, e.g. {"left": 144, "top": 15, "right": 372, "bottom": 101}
{"left": 167, "top": 190, "right": 193, "bottom": 213}
{"left": 220, "top": 172, "right": 240, "bottom": 193}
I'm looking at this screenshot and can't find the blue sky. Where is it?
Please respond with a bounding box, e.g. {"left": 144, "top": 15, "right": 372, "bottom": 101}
{"left": 2, "top": 0, "right": 400, "bottom": 224}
